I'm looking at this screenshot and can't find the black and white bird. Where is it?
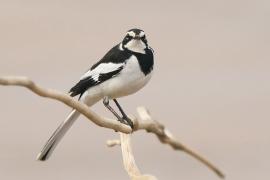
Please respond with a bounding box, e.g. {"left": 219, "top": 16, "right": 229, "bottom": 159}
{"left": 37, "top": 28, "right": 154, "bottom": 161}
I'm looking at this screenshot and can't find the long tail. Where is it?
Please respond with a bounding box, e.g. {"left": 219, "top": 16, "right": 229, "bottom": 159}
{"left": 37, "top": 109, "right": 80, "bottom": 161}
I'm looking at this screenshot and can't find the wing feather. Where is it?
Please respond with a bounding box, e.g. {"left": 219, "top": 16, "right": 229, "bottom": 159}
{"left": 69, "top": 62, "right": 124, "bottom": 98}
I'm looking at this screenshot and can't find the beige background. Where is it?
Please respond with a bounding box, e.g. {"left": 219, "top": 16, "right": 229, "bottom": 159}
{"left": 0, "top": 0, "right": 269, "bottom": 179}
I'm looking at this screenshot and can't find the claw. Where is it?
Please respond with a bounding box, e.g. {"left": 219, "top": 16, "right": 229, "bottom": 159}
{"left": 123, "top": 116, "right": 134, "bottom": 129}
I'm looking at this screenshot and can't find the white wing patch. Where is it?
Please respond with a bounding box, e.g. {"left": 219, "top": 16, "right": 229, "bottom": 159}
{"left": 80, "top": 62, "right": 124, "bottom": 81}
{"left": 119, "top": 43, "right": 124, "bottom": 51}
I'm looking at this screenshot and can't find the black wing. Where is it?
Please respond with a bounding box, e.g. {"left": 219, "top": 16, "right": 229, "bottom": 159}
{"left": 69, "top": 76, "right": 98, "bottom": 98}
{"left": 90, "top": 44, "right": 131, "bottom": 70}
{"left": 69, "top": 44, "right": 130, "bottom": 98}
{"left": 69, "top": 67, "right": 123, "bottom": 98}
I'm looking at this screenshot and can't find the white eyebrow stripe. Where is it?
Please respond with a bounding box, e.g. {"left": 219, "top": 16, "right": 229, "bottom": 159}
{"left": 139, "top": 31, "right": 145, "bottom": 37}
{"left": 127, "top": 31, "right": 135, "bottom": 37}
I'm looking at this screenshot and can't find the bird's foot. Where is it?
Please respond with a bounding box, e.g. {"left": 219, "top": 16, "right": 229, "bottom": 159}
{"left": 122, "top": 116, "right": 134, "bottom": 130}
{"left": 117, "top": 118, "right": 128, "bottom": 125}
{"left": 114, "top": 117, "right": 133, "bottom": 132}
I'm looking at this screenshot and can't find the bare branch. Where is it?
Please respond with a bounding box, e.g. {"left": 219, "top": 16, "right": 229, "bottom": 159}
{"left": 120, "top": 133, "right": 157, "bottom": 180}
{"left": 135, "top": 107, "right": 225, "bottom": 179}
{"left": 107, "top": 133, "right": 157, "bottom": 180}
{"left": 0, "top": 76, "right": 225, "bottom": 179}
{"left": 0, "top": 76, "right": 131, "bottom": 133}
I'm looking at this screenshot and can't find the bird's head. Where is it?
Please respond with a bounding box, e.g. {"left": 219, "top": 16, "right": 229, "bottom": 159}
{"left": 121, "top": 28, "right": 148, "bottom": 54}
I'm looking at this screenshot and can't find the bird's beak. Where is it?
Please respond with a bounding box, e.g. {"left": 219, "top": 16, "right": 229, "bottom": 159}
{"left": 134, "top": 35, "right": 141, "bottom": 40}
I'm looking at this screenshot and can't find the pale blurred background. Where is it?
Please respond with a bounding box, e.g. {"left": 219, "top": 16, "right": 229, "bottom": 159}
{"left": 0, "top": 0, "right": 269, "bottom": 179}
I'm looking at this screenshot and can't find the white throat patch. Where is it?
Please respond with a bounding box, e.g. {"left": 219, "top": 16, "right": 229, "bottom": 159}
{"left": 124, "top": 39, "right": 146, "bottom": 54}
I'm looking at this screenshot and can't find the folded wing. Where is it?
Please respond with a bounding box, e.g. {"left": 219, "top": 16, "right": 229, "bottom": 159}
{"left": 69, "top": 62, "right": 124, "bottom": 98}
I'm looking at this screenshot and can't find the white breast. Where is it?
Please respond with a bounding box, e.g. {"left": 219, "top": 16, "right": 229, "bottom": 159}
{"left": 98, "top": 55, "right": 152, "bottom": 99}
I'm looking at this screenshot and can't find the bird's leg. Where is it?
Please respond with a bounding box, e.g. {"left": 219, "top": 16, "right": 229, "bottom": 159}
{"left": 103, "top": 97, "right": 128, "bottom": 125}
{"left": 113, "top": 99, "right": 134, "bottom": 129}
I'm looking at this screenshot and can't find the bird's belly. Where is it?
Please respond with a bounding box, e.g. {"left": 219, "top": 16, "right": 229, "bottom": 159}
{"left": 100, "top": 71, "right": 152, "bottom": 99}
{"left": 102, "top": 56, "right": 152, "bottom": 98}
